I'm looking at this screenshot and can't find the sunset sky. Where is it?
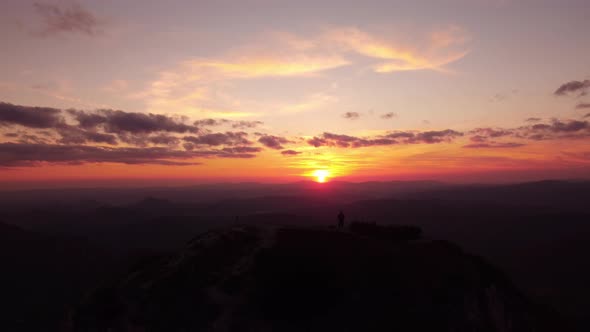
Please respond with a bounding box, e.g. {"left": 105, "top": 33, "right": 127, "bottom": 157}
{"left": 1, "top": 0, "right": 590, "bottom": 186}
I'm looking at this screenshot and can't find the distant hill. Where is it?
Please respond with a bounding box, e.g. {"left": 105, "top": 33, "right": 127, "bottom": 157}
{"left": 71, "top": 225, "right": 563, "bottom": 332}
{"left": 0, "top": 221, "right": 117, "bottom": 331}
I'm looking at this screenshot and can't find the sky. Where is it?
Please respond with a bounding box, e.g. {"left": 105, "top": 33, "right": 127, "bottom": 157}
{"left": 1, "top": 0, "right": 590, "bottom": 186}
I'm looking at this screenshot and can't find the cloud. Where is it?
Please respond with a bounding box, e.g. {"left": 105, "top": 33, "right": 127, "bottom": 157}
{"left": 467, "top": 128, "right": 513, "bottom": 142}
{"left": 408, "top": 130, "right": 463, "bottom": 143}
{"left": 343, "top": 112, "right": 360, "bottom": 120}
{"left": 183, "top": 132, "right": 251, "bottom": 146}
{"left": 323, "top": 26, "right": 469, "bottom": 73}
{"left": 307, "top": 129, "right": 462, "bottom": 148}
{"left": 192, "top": 119, "right": 263, "bottom": 129}
{"left": 554, "top": 80, "right": 590, "bottom": 96}
{"left": 576, "top": 103, "right": 590, "bottom": 109}
{"left": 381, "top": 112, "right": 397, "bottom": 119}
{"left": 194, "top": 118, "right": 230, "bottom": 127}
{"left": 258, "top": 135, "right": 291, "bottom": 149}
{"left": 56, "top": 125, "right": 118, "bottom": 145}
{"left": 0, "top": 101, "right": 271, "bottom": 164}
{"left": 68, "top": 109, "right": 199, "bottom": 134}
{"left": 140, "top": 26, "right": 469, "bottom": 117}
{"left": 0, "top": 141, "right": 267, "bottom": 167}
{"left": 463, "top": 142, "right": 525, "bottom": 149}
{"left": 525, "top": 117, "right": 542, "bottom": 122}
{"left": 33, "top": 2, "right": 101, "bottom": 36}
{"left": 221, "top": 146, "right": 262, "bottom": 154}
{"left": 516, "top": 119, "right": 590, "bottom": 140}
{"left": 232, "top": 120, "right": 263, "bottom": 129}
{"left": 190, "top": 56, "right": 348, "bottom": 79}
{"left": 0, "top": 102, "right": 62, "bottom": 128}
{"left": 0, "top": 142, "right": 201, "bottom": 166}
{"left": 148, "top": 134, "right": 180, "bottom": 146}
{"left": 281, "top": 149, "right": 302, "bottom": 156}
{"left": 4, "top": 131, "right": 52, "bottom": 144}
{"left": 464, "top": 120, "right": 590, "bottom": 143}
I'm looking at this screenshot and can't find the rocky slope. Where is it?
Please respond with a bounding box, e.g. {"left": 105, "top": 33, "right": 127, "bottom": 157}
{"left": 70, "top": 224, "right": 564, "bottom": 331}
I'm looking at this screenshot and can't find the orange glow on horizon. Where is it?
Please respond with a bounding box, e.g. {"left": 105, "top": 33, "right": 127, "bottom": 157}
{"left": 313, "top": 169, "right": 330, "bottom": 183}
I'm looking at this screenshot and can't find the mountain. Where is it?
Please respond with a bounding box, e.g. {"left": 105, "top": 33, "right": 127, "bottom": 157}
{"left": 70, "top": 224, "right": 563, "bottom": 332}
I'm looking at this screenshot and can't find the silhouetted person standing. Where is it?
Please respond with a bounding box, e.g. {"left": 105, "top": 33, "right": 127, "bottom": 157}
{"left": 337, "top": 210, "right": 345, "bottom": 228}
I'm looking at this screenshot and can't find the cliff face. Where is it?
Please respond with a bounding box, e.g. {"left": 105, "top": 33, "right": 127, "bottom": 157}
{"left": 71, "top": 225, "right": 563, "bottom": 332}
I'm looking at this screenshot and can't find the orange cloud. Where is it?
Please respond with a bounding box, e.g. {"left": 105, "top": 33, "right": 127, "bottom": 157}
{"left": 138, "top": 26, "right": 470, "bottom": 119}
{"left": 322, "top": 25, "right": 470, "bottom": 73}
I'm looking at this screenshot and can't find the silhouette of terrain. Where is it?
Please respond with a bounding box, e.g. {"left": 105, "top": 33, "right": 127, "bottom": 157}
{"left": 0, "top": 221, "right": 118, "bottom": 331}
{"left": 71, "top": 224, "right": 562, "bottom": 332}
{"left": 0, "top": 180, "right": 588, "bottom": 330}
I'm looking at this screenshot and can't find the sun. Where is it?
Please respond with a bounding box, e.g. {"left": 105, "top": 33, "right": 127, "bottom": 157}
{"left": 313, "top": 169, "right": 330, "bottom": 183}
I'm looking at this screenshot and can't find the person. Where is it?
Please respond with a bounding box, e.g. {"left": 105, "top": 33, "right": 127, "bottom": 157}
{"left": 337, "top": 210, "right": 345, "bottom": 228}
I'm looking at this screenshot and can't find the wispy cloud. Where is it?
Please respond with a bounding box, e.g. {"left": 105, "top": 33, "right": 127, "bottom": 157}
{"left": 33, "top": 2, "right": 102, "bottom": 37}
{"left": 381, "top": 112, "right": 397, "bottom": 119}
{"left": 554, "top": 79, "right": 590, "bottom": 97}
{"left": 139, "top": 26, "right": 470, "bottom": 118}
{"left": 322, "top": 25, "right": 469, "bottom": 73}
{"left": 281, "top": 149, "right": 301, "bottom": 156}
{"left": 307, "top": 130, "right": 463, "bottom": 148}
{"left": 343, "top": 112, "right": 360, "bottom": 120}
{"left": 258, "top": 134, "right": 291, "bottom": 150}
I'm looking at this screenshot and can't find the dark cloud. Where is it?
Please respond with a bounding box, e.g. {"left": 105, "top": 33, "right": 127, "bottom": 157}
{"left": 463, "top": 142, "right": 525, "bottom": 149}
{"left": 56, "top": 125, "right": 118, "bottom": 145}
{"left": 69, "top": 109, "right": 199, "bottom": 134}
{"left": 461, "top": 119, "right": 590, "bottom": 143}
{"left": 0, "top": 102, "right": 269, "bottom": 165}
{"left": 3, "top": 130, "right": 56, "bottom": 144}
{"left": 193, "top": 119, "right": 262, "bottom": 129}
{"left": 525, "top": 117, "right": 542, "bottom": 122}
{"left": 0, "top": 143, "right": 201, "bottom": 166}
{"left": 148, "top": 134, "right": 180, "bottom": 146}
{"left": 410, "top": 130, "right": 463, "bottom": 144}
{"left": 554, "top": 80, "right": 590, "bottom": 96}
{"left": 281, "top": 149, "right": 301, "bottom": 156}
{"left": 193, "top": 119, "right": 230, "bottom": 127}
{"left": 307, "top": 130, "right": 462, "bottom": 148}
{"left": 469, "top": 128, "right": 513, "bottom": 138}
{"left": 66, "top": 109, "right": 106, "bottom": 128}
{"left": 307, "top": 136, "right": 327, "bottom": 147}
{"left": 258, "top": 135, "right": 291, "bottom": 149}
{"left": 0, "top": 142, "right": 264, "bottom": 167}
{"left": 576, "top": 103, "right": 590, "bottom": 109}
{"left": 33, "top": 2, "right": 101, "bottom": 36}
{"left": 216, "top": 153, "right": 257, "bottom": 159}
{"left": 183, "top": 132, "right": 251, "bottom": 146}
{"left": 11, "top": 133, "right": 52, "bottom": 144}
{"left": 232, "top": 120, "right": 263, "bottom": 129}
{"left": 466, "top": 128, "right": 513, "bottom": 143}
{"left": 0, "top": 102, "right": 62, "bottom": 128}
{"left": 517, "top": 119, "right": 590, "bottom": 140}
{"left": 548, "top": 120, "right": 588, "bottom": 132}
{"left": 585, "top": 113, "right": 590, "bottom": 119}
{"left": 381, "top": 112, "right": 397, "bottom": 119}
{"left": 343, "top": 112, "right": 360, "bottom": 120}
{"left": 222, "top": 146, "right": 262, "bottom": 154}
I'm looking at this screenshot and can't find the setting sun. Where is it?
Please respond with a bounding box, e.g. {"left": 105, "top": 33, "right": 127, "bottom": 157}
{"left": 313, "top": 170, "right": 330, "bottom": 183}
